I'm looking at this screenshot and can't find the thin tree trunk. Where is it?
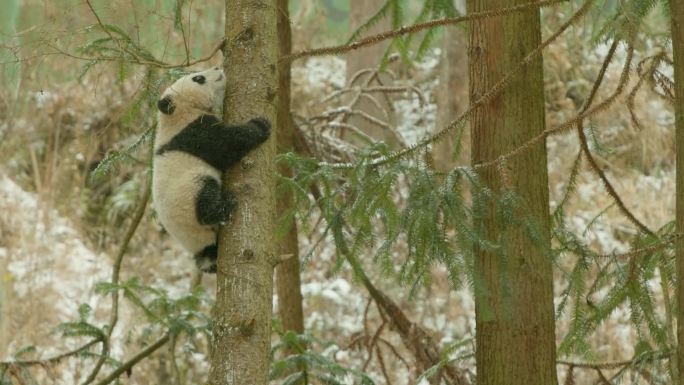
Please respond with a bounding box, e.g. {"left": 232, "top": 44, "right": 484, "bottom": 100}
{"left": 672, "top": 0, "right": 684, "bottom": 382}
{"left": 467, "top": 0, "right": 557, "bottom": 384}
{"left": 275, "top": 0, "right": 304, "bottom": 334}
{"left": 209, "top": 1, "right": 277, "bottom": 384}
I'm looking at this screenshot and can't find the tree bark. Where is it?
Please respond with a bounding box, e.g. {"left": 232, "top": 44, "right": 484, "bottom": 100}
{"left": 467, "top": 0, "right": 557, "bottom": 384}
{"left": 275, "top": 0, "right": 304, "bottom": 334}
{"left": 672, "top": 0, "right": 684, "bottom": 382}
{"left": 209, "top": 1, "right": 277, "bottom": 384}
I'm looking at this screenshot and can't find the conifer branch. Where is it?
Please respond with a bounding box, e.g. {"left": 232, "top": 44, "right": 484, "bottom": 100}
{"left": 85, "top": 0, "right": 147, "bottom": 65}
{"left": 591, "top": 234, "right": 680, "bottom": 259}
{"left": 78, "top": 0, "right": 225, "bottom": 69}
{"left": 318, "top": 0, "right": 594, "bottom": 170}
{"left": 627, "top": 53, "right": 666, "bottom": 130}
{"left": 557, "top": 352, "right": 667, "bottom": 369}
{"left": 285, "top": 0, "right": 567, "bottom": 61}
{"left": 574, "top": 40, "right": 655, "bottom": 236}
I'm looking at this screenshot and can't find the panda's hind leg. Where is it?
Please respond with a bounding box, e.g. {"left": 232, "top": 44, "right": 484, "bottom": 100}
{"left": 196, "top": 176, "right": 236, "bottom": 225}
{"left": 195, "top": 244, "right": 217, "bottom": 273}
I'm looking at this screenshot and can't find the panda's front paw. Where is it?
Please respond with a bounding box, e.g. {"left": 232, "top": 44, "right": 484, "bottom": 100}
{"left": 249, "top": 117, "right": 271, "bottom": 141}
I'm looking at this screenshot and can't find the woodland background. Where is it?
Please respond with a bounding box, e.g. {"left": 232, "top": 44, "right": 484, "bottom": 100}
{"left": 0, "top": 0, "right": 681, "bottom": 384}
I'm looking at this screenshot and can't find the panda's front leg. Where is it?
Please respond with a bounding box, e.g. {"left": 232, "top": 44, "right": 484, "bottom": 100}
{"left": 195, "top": 176, "right": 237, "bottom": 225}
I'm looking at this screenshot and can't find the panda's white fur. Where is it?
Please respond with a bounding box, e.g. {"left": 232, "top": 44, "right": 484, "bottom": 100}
{"left": 153, "top": 67, "right": 271, "bottom": 273}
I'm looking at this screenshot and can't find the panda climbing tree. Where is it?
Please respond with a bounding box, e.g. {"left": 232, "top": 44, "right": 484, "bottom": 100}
{"left": 151, "top": 2, "right": 277, "bottom": 384}
{"left": 153, "top": 58, "right": 276, "bottom": 385}
{"left": 153, "top": 67, "right": 272, "bottom": 274}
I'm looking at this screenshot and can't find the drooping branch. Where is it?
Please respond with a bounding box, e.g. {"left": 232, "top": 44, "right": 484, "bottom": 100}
{"left": 573, "top": 39, "right": 655, "bottom": 236}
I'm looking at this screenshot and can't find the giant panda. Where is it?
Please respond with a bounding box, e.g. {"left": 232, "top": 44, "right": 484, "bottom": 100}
{"left": 153, "top": 67, "right": 271, "bottom": 273}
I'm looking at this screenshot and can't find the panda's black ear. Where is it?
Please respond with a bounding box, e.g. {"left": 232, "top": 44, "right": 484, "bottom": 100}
{"left": 157, "top": 96, "right": 175, "bottom": 115}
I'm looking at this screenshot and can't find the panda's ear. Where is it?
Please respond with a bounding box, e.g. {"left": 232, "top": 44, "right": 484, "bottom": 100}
{"left": 157, "top": 96, "right": 175, "bottom": 115}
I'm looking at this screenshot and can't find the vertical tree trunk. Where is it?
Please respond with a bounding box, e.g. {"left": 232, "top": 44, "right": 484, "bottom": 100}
{"left": 467, "top": 0, "right": 557, "bottom": 384}
{"left": 275, "top": 0, "right": 305, "bottom": 334}
{"left": 209, "top": 1, "right": 277, "bottom": 384}
{"left": 672, "top": 0, "right": 684, "bottom": 382}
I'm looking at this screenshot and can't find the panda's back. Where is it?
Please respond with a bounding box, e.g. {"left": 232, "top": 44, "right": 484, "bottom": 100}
{"left": 153, "top": 151, "right": 219, "bottom": 254}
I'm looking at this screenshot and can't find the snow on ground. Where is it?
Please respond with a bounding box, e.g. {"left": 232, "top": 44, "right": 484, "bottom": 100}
{"left": 0, "top": 173, "right": 110, "bottom": 384}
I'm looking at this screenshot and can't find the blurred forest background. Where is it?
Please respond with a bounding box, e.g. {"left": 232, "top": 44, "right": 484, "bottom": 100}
{"left": 0, "top": 0, "right": 680, "bottom": 384}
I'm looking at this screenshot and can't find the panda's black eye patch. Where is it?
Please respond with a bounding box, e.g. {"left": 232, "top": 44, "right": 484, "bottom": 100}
{"left": 192, "top": 75, "right": 206, "bottom": 84}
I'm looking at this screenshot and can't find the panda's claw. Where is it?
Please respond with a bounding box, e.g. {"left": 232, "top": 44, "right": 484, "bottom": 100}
{"left": 248, "top": 117, "right": 271, "bottom": 140}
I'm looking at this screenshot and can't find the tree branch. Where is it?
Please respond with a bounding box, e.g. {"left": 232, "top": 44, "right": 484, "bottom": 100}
{"left": 574, "top": 39, "right": 655, "bottom": 236}
{"left": 317, "top": 0, "right": 594, "bottom": 170}
{"left": 285, "top": 0, "right": 566, "bottom": 61}
{"left": 93, "top": 333, "right": 171, "bottom": 385}
{"left": 0, "top": 339, "right": 100, "bottom": 367}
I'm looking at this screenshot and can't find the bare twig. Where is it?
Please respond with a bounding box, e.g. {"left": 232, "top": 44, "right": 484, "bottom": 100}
{"left": 302, "top": 65, "right": 427, "bottom": 161}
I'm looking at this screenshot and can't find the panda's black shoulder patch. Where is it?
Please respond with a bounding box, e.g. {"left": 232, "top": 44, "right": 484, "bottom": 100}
{"left": 157, "top": 114, "right": 271, "bottom": 172}
{"left": 156, "top": 114, "right": 227, "bottom": 170}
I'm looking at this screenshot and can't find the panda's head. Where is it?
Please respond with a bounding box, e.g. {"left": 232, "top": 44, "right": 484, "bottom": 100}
{"left": 157, "top": 67, "right": 225, "bottom": 115}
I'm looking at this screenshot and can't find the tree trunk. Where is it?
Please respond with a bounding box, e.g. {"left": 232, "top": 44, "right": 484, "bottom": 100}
{"left": 275, "top": 0, "right": 304, "bottom": 334}
{"left": 467, "top": 0, "right": 557, "bottom": 384}
{"left": 672, "top": 0, "right": 684, "bottom": 382}
{"left": 209, "top": 1, "right": 277, "bottom": 384}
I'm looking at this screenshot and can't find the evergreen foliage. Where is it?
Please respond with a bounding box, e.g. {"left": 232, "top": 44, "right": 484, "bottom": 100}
{"left": 2, "top": 0, "right": 681, "bottom": 382}
{"left": 347, "top": 0, "right": 459, "bottom": 66}
{"left": 270, "top": 329, "right": 377, "bottom": 385}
